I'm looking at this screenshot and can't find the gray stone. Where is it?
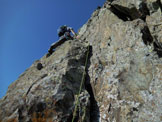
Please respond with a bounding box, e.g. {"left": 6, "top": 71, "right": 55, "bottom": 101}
{"left": 0, "top": 0, "right": 162, "bottom": 122}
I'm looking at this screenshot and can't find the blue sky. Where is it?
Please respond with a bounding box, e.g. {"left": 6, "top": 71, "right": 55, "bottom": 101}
{"left": 0, "top": 0, "right": 105, "bottom": 98}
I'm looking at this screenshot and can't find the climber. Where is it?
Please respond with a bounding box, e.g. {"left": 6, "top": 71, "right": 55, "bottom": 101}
{"left": 47, "top": 25, "right": 77, "bottom": 56}
{"left": 58, "top": 25, "right": 77, "bottom": 40}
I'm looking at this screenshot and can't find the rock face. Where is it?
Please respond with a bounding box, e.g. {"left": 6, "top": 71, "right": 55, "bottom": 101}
{"left": 0, "top": 0, "right": 162, "bottom": 122}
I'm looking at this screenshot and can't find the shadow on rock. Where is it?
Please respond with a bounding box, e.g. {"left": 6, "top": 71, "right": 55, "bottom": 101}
{"left": 85, "top": 45, "right": 100, "bottom": 122}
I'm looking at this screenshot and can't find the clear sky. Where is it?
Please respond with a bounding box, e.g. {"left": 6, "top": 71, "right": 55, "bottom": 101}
{"left": 0, "top": 0, "right": 105, "bottom": 98}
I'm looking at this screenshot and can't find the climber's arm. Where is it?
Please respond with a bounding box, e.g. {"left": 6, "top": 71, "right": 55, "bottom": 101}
{"left": 67, "top": 27, "right": 77, "bottom": 37}
{"left": 70, "top": 28, "right": 77, "bottom": 37}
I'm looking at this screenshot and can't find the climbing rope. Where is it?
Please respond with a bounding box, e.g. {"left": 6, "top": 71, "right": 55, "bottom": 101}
{"left": 72, "top": 44, "right": 90, "bottom": 122}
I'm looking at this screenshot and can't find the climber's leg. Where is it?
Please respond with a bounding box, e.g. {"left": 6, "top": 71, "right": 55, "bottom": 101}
{"left": 46, "top": 37, "right": 67, "bottom": 57}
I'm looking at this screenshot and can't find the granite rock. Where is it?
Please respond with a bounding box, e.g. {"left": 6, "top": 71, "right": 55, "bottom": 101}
{"left": 0, "top": 0, "right": 162, "bottom": 122}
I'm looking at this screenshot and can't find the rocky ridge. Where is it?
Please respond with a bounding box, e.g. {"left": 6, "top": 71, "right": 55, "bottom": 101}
{"left": 0, "top": 0, "right": 162, "bottom": 122}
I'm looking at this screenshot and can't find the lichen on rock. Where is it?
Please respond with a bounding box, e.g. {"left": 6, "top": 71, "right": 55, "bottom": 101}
{"left": 0, "top": 0, "right": 162, "bottom": 122}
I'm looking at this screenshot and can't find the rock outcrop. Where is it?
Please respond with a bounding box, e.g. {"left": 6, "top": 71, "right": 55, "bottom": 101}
{"left": 0, "top": 0, "right": 162, "bottom": 122}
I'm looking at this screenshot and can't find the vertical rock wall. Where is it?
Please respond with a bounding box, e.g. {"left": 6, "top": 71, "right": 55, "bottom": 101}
{"left": 79, "top": 0, "right": 162, "bottom": 121}
{"left": 0, "top": 0, "right": 162, "bottom": 122}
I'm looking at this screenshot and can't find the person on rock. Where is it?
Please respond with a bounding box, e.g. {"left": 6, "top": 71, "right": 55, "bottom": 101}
{"left": 47, "top": 25, "right": 77, "bottom": 57}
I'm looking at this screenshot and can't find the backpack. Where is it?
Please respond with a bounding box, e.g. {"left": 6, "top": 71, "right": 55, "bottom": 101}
{"left": 58, "top": 25, "right": 67, "bottom": 37}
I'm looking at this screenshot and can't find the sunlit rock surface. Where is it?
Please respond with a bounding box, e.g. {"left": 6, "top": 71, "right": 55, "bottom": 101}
{"left": 0, "top": 0, "right": 162, "bottom": 122}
